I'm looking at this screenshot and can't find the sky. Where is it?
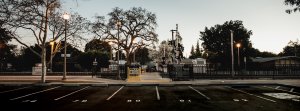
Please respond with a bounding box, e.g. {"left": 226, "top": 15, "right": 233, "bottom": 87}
{"left": 60, "top": 0, "right": 300, "bottom": 56}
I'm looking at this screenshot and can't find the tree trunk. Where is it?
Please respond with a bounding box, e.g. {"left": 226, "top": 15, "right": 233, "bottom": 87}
{"left": 41, "top": 5, "right": 49, "bottom": 83}
{"left": 41, "top": 46, "right": 47, "bottom": 83}
{"left": 125, "top": 49, "right": 131, "bottom": 65}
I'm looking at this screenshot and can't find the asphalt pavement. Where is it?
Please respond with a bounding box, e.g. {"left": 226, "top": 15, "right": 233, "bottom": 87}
{"left": 0, "top": 84, "right": 299, "bottom": 111}
{"left": 1, "top": 72, "right": 300, "bottom": 111}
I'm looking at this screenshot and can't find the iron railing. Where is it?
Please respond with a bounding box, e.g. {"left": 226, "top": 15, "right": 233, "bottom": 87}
{"left": 166, "top": 64, "right": 300, "bottom": 80}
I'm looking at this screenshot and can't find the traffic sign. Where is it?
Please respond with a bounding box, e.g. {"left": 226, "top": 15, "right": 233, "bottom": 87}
{"left": 61, "top": 54, "right": 71, "bottom": 57}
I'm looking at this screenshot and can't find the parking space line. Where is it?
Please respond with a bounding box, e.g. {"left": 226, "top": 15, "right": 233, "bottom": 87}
{"left": 290, "top": 88, "right": 294, "bottom": 92}
{"left": 10, "top": 86, "right": 61, "bottom": 101}
{"left": 227, "top": 86, "right": 276, "bottom": 103}
{"left": 0, "top": 86, "right": 32, "bottom": 94}
{"left": 156, "top": 86, "right": 160, "bottom": 100}
{"left": 54, "top": 86, "right": 90, "bottom": 101}
{"left": 263, "top": 86, "right": 300, "bottom": 95}
{"left": 188, "top": 86, "right": 210, "bottom": 100}
{"left": 106, "top": 86, "right": 124, "bottom": 101}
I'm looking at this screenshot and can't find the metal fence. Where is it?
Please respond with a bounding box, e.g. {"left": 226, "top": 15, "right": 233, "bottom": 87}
{"left": 1, "top": 64, "right": 299, "bottom": 81}
{"left": 0, "top": 65, "right": 130, "bottom": 80}
{"left": 166, "top": 64, "right": 300, "bottom": 80}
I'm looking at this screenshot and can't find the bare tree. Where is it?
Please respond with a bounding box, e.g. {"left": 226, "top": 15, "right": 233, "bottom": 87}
{"left": 285, "top": 0, "right": 300, "bottom": 14}
{"left": 0, "top": 0, "right": 88, "bottom": 83}
{"left": 48, "top": 12, "right": 89, "bottom": 68}
{"left": 90, "top": 7, "right": 158, "bottom": 65}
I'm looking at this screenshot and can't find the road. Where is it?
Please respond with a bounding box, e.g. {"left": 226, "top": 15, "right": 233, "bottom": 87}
{"left": 0, "top": 84, "right": 299, "bottom": 111}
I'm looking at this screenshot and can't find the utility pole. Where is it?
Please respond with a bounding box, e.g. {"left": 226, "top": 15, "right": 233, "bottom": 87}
{"left": 230, "top": 30, "right": 235, "bottom": 77}
{"left": 170, "top": 24, "right": 178, "bottom": 64}
{"left": 62, "top": 13, "right": 70, "bottom": 80}
{"left": 295, "top": 46, "right": 297, "bottom": 57}
{"left": 116, "top": 20, "right": 121, "bottom": 80}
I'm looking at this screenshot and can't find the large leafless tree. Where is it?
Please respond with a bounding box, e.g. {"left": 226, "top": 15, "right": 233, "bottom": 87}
{"left": 90, "top": 7, "right": 159, "bottom": 65}
{"left": 0, "top": 0, "right": 88, "bottom": 83}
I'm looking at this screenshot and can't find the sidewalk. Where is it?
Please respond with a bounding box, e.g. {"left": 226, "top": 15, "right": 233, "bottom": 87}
{"left": 139, "top": 72, "right": 171, "bottom": 82}
{"left": 0, "top": 75, "right": 300, "bottom": 87}
{"left": 0, "top": 76, "right": 126, "bottom": 84}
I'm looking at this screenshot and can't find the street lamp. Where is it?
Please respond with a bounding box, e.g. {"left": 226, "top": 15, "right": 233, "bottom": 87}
{"left": 116, "top": 20, "right": 122, "bottom": 80}
{"left": 236, "top": 43, "right": 241, "bottom": 68}
{"left": 49, "top": 40, "right": 55, "bottom": 72}
{"left": 62, "top": 12, "right": 70, "bottom": 80}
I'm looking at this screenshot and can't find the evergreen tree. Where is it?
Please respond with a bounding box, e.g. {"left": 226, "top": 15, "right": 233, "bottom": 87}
{"left": 189, "top": 45, "right": 195, "bottom": 59}
{"left": 200, "top": 20, "right": 253, "bottom": 64}
{"left": 195, "top": 41, "right": 202, "bottom": 58}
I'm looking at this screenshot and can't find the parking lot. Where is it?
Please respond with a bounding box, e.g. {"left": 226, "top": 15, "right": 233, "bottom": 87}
{"left": 0, "top": 84, "right": 299, "bottom": 111}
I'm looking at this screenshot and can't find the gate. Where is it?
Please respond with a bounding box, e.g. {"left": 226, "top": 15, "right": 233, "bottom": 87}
{"left": 167, "top": 64, "right": 192, "bottom": 81}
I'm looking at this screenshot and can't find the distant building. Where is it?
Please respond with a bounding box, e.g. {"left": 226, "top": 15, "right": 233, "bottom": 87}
{"left": 180, "top": 59, "right": 193, "bottom": 64}
{"left": 192, "top": 58, "right": 206, "bottom": 65}
{"left": 251, "top": 56, "right": 300, "bottom": 66}
{"left": 180, "top": 58, "right": 207, "bottom": 65}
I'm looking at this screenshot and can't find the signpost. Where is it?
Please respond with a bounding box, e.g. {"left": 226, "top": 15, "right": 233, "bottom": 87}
{"left": 61, "top": 54, "right": 71, "bottom": 57}
{"left": 32, "top": 63, "right": 43, "bottom": 75}
{"left": 32, "top": 67, "right": 43, "bottom": 75}
{"left": 127, "top": 67, "right": 141, "bottom": 82}
{"left": 92, "top": 58, "right": 98, "bottom": 78}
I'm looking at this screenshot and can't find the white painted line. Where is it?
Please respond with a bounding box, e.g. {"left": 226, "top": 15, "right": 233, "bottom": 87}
{"left": 156, "top": 86, "right": 160, "bottom": 100}
{"left": 106, "top": 86, "right": 124, "bottom": 101}
{"left": 275, "top": 86, "right": 280, "bottom": 89}
{"left": 10, "top": 86, "right": 61, "bottom": 101}
{"left": 30, "top": 100, "right": 37, "bottom": 102}
{"left": 227, "top": 86, "right": 276, "bottom": 103}
{"left": 290, "top": 88, "right": 294, "bottom": 92}
{"left": 73, "top": 100, "right": 79, "bottom": 102}
{"left": 242, "top": 99, "right": 248, "bottom": 102}
{"left": 22, "top": 100, "right": 30, "bottom": 102}
{"left": 233, "top": 99, "right": 239, "bottom": 102}
{"left": 189, "top": 86, "right": 210, "bottom": 100}
{"left": 0, "top": 86, "right": 32, "bottom": 94}
{"left": 54, "top": 86, "right": 90, "bottom": 101}
{"left": 82, "top": 100, "right": 87, "bottom": 103}
{"left": 292, "top": 99, "right": 300, "bottom": 102}
{"left": 263, "top": 86, "right": 300, "bottom": 95}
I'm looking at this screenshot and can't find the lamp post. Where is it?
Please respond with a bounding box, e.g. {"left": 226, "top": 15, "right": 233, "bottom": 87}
{"left": 133, "top": 49, "right": 136, "bottom": 63}
{"left": 116, "top": 20, "right": 122, "bottom": 80}
{"left": 163, "top": 43, "right": 166, "bottom": 58}
{"left": 108, "top": 41, "right": 113, "bottom": 61}
{"left": 49, "top": 40, "right": 55, "bottom": 72}
{"left": 236, "top": 43, "right": 241, "bottom": 68}
{"left": 62, "top": 12, "right": 70, "bottom": 80}
{"left": 92, "top": 58, "right": 98, "bottom": 78}
{"left": 0, "top": 43, "right": 3, "bottom": 71}
{"left": 230, "top": 30, "right": 234, "bottom": 77}
{"left": 133, "top": 39, "right": 137, "bottom": 64}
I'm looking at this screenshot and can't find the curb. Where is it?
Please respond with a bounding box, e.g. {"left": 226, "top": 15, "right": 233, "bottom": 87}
{"left": 91, "top": 84, "right": 109, "bottom": 87}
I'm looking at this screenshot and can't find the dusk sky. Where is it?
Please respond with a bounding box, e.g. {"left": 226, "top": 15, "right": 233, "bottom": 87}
{"left": 61, "top": 0, "right": 300, "bottom": 56}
